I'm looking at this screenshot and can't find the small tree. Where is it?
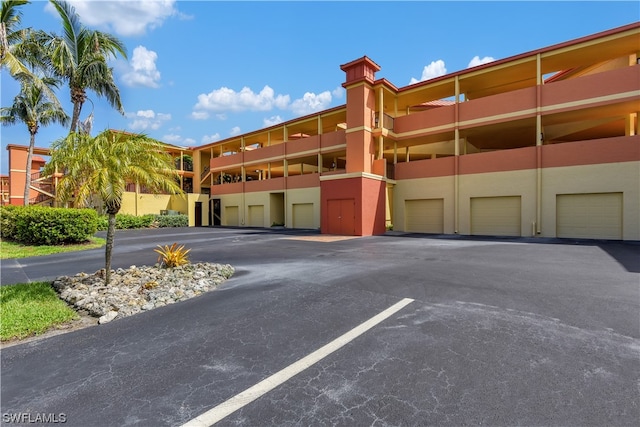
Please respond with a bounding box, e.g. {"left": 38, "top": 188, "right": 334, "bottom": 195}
{"left": 45, "top": 130, "right": 183, "bottom": 285}
{"left": 1, "top": 78, "right": 69, "bottom": 205}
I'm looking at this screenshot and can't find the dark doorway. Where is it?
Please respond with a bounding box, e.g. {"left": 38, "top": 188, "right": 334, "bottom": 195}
{"left": 210, "top": 199, "right": 221, "bottom": 226}
{"left": 195, "top": 201, "right": 202, "bottom": 227}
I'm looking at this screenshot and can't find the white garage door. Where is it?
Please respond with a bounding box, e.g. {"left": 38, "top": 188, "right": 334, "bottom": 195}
{"left": 405, "top": 199, "right": 444, "bottom": 233}
{"left": 248, "top": 205, "right": 264, "bottom": 227}
{"left": 292, "top": 203, "right": 314, "bottom": 229}
{"left": 471, "top": 196, "right": 521, "bottom": 237}
{"left": 557, "top": 193, "right": 622, "bottom": 240}
{"left": 225, "top": 206, "right": 239, "bottom": 226}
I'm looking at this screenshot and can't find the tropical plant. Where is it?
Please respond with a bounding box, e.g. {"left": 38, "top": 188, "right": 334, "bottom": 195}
{"left": 44, "top": 0, "right": 127, "bottom": 132}
{"left": 154, "top": 243, "right": 191, "bottom": 268}
{"left": 175, "top": 154, "right": 193, "bottom": 171}
{"left": 44, "top": 130, "right": 184, "bottom": 284}
{"left": 1, "top": 0, "right": 62, "bottom": 109}
{"left": 1, "top": 78, "right": 69, "bottom": 204}
{"left": 1, "top": 0, "right": 30, "bottom": 73}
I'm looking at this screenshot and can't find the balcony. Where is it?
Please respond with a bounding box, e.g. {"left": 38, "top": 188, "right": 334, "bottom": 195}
{"left": 244, "top": 143, "right": 284, "bottom": 164}
{"left": 320, "top": 130, "right": 346, "bottom": 150}
{"left": 458, "top": 87, "right": 537, "bottom": 128}
{"left": 541, "top": 65, "right": 639, "bottom": 112}
{"left": 286, "top": 135, "right": 320, "bottom": 156}
{"left": 287, "top": 173, "right": 320, "bottom": 189}
{"left": 374, "top": 113, "right": 395, "bottom": 130}
{"left": 210, "top": 152, "right": 243, "bottom": 171}
{"left": 394, "top": 105, "right": 455, "bottom": 136}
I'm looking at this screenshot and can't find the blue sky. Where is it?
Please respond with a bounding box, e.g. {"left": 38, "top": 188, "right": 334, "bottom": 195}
{"left": 1, "top": 1, "right": 638, "bottom": 174}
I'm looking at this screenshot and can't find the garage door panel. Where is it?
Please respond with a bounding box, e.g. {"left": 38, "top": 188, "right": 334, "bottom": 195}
{"left": 471, "top": 196, "right": 521, "bottom": 237}
{"left": 248, "top": 205, "right": 264, "bottom": 227}
{"left": 405, "top": 199, "right": 444, "bottom": 233}
{"left": 293, "top": 203, "right": 314, "bottom": 229}
{"left": 225, "top": 206, "right": 239, "bottom": 226}
{"left": 557, "top": 193, "right": 622, "bottom": 240}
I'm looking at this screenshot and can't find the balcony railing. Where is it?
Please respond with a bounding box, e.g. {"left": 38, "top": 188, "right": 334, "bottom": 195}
{"left": 374, "top": 113, "right": 394, "bottom": 130}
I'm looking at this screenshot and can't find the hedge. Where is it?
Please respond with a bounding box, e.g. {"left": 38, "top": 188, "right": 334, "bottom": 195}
{"left": 95, "top": 213, "right": 189, "bottom": 230}
{"left": 0, "top": 206, "right": 98, "bottom": 245}
{"left": 154, "top": 214, "right": 188, "bottom": 228}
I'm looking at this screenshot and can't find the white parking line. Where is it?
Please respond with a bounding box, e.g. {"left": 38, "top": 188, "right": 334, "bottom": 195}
{"left": 182, "top": 297, "right": 414, "bottom": 427}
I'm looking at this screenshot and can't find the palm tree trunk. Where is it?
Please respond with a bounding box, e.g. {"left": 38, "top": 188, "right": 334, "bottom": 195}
{"left": 105, "top": 212, "right": 116, "bottom": 285}
{"left": 70, "top": 100, "right": 82, "bottom": 133}
{"left": 23, "top": 133, "right": 35, "bottom": 205}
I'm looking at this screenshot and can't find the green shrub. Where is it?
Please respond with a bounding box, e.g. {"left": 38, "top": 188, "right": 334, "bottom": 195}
{"left": 4, "top": 206, "right": 98, "bottom": 245}
{"left": 154, "top": 214, "right": 188, "bottom": 228}
{"left": 97, "top": 213, "right": 186, "bottom": 230}
{"left": 96, "top": 215, "right": 109, "bottom": 231}
{"left": 115, "top": 213, "right": 155, "bottom": 229}
{"left": 0, "top": 205, "right": 18, "bottom": 238}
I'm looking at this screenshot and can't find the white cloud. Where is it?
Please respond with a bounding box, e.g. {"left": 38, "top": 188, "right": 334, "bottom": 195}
{"left": 162, "top": 134, "right": 182, "bottom": 143}
{"left": 194, "top": 86, "right": 290, "bottom": 113}
{"left": 410, "top": 60, "right": 447, "bottom": 84}
{"left": 191, "top": 111, "right": 209, "bottom": 120}
{"left": 263, "top": 115, "right": 283, "bottom": 127}
{"left": 202, "top": 134, "right": 221, "bottom": 144}
{"left": 126, "top": 110, "right": 171, "bottom": 131}
{"left": 468, "top": 55, "right": 496, "bottom": 68}
{"left": 230, "top": 126, "right": 241, "bottom": 136}
{"left": 192, "top": 84, "right": 341, "bottom": 121}
{"left": 48, "top": 0, "right": 180, "bottom": 37}
{"left": 121, "top": 46, "right": 161, "bottom": 88}
{"left": 136, "top": 110, "right": 155, "bottom": 118}
{"left": 162, "top": 134, "right": 195, "bottom": 146}
{"left": 291, "top": 91, "right": 333, "bottom": 116}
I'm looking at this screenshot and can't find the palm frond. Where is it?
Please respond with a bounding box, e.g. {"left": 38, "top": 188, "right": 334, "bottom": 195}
{"left": 49, "top": 0, "right": 82, "bottom": 64}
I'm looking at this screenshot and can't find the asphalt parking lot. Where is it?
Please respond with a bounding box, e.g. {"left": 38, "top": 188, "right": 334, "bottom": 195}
{"left": 1, "top": 227, "right": 639, "bottom": 426}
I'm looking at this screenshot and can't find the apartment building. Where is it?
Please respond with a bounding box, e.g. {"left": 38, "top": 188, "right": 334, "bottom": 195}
{"left": 192, "top": 22, "right": 639, "bottom": 240}
{"left": 4, "top": 23, "right": 639, "bottom": 240}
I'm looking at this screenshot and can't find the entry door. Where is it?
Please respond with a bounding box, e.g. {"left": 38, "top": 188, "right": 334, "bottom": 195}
{"left": 194, "top": 201, "right": 202, "bottom": 227}
{"left": 327, "top": 199, "right": 355, "bottom": 235}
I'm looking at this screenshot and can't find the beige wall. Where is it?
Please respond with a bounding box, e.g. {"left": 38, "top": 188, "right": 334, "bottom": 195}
{"left": 392, "top": 161, "right": 640, "bottom": 240}
{"left": 180, "top": 193, "right": 210, "bottom": 227}
{"left": 120, "top": 192, "right": 209, "bottom": 227}
{"left": 458, "top": 169, "right": 537, "bottom": 237}
{"left": 541, "top": 162, "right": 640, "bottom": 240}
{"left": 244, "top": 192, "right": 271, "bottom": 227}
{"left": 120, "top": 192, "right": 171, "bottom": 216}
{"left": 220, "top": 194, "right": 243, "bottom": 226}
{"left": 217, "top": 187, "right": 320, "bottom": 229}
{"left": 393, "top": 176, "right": 455, "bottom": 233}
{"left": 286, "top": 187, "right": 321, "bottom": 229}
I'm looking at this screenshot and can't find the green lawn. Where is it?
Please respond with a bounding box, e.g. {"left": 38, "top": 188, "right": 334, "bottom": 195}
{"left": 0, "top": 281, "right": 79, "bottom": 341}
{"left": 0, "top": 236, "right": 105, "bottom": 341}
{"left": 0, "top": 236, "right": 105, "bottom": 259}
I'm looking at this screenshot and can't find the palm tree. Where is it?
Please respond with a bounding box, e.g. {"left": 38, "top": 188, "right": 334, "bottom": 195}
{"left": 45, "top": 0, "right": 127, "bottom": 132}
{"left": 45, "top": 130, "right": 183, "bottom": 285}
{"left": 1, "top": 0, "right": 29, "bottom": 72}
{"left": 0, "top": 78, "right": 69, "bottom": 205}
{"left": 1, "top": 0, "right": 62, "bottom": 109}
